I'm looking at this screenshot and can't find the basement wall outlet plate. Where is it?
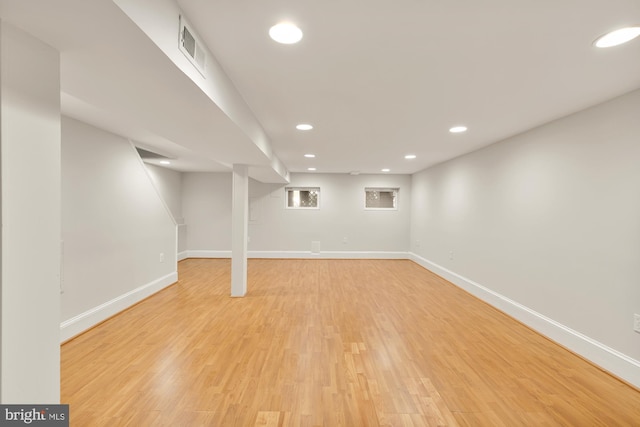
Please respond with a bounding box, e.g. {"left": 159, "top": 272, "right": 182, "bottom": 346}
{"left": 634, "top": 314, "right": 640, "bottom": 334}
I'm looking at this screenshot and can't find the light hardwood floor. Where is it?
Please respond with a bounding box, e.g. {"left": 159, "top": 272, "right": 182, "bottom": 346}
{"left": 62, "top": 259, "right": 640, "bottom": 426}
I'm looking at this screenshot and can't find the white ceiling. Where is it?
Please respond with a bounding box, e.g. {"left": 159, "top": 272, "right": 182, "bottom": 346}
{"left": 1, "top": 0, "right": 639, "bottom": 179}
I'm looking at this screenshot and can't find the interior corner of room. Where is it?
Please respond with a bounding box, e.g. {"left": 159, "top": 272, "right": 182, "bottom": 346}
{"left": 1, "top": 0, "right": 640, "bottom": 414}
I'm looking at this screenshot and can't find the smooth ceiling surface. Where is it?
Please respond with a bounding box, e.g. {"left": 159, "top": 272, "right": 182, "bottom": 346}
{"left": 1, "top": 0, "right": 639, "bottom": 176}
{"left": 177, "top": 0, "right": 640, "bottom": 173}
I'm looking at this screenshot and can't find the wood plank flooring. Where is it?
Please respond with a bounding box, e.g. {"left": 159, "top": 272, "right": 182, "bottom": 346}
{"left": 61, "top": 259, "right": 640, "bottom": 426}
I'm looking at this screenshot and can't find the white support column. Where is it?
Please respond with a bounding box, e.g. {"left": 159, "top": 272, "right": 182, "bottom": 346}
{"left": 231, "top": 164, "right": 249, "bottom": 297}
{"left": 0, "top": 22, "right": 61, "bottom": 403}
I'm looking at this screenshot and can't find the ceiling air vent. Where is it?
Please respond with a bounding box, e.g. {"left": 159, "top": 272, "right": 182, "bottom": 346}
{"left": 179, "top": 15, "right": 206, "bottom": 77}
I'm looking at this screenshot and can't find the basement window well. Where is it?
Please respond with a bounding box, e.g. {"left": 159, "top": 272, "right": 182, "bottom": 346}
{"left": 286, "top": 187, "right": 320, "bottom": 209}
{"left": 365, "top": 188, "right": 398, "bottom": 210}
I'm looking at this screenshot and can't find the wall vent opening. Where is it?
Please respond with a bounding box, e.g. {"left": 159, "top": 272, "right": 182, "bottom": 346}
{"left": 179, "top": 15, "right": 206, "bottom": 77}
{"left": 135, "top": 147, "right": 171, "bottom": 160}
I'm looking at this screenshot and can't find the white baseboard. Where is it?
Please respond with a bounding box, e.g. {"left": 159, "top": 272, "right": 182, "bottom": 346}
{"left": 177, "top": 250, "right": 189, "bottom": 261}
{"left": 249, "top": 250, "right": 409, "bottom": 259}
{"left": 186, "top": 250, "right": 231, "bottom": 258}
{"left": 182, "top": 250, "right": 408, "bottom": 259}
{"left": 409, "top": 252, "right": 640, "bottom": 389}
{"left": 60, "top": 271, "right": 178, "bottom": 342}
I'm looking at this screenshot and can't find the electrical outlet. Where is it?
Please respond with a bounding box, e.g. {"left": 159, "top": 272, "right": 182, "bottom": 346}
{"left": 634, "top": 314, "right": 640, "bottom": 334}
{"left": 449, "top": 250, "right": 454, "bottom": 260}
{"left": 159, "top": 252, "right": 165, "bottom": 263}
{"left": 342, "top": 237, "right": 348, "bottom": 244}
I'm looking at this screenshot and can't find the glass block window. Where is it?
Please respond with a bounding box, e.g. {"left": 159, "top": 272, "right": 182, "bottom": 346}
{"left": 286, "top": 187, "right": 320, "bottom": 209}
{"left": 365, "top": 188, "right": 398, "bottom": 209}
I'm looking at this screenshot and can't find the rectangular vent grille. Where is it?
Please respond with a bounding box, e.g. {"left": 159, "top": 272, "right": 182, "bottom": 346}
{"left": 179, "top": 15, "right": 206, "bottom": 77}
{"left": 182, "top": 26, "right": 196, "bottom": 58}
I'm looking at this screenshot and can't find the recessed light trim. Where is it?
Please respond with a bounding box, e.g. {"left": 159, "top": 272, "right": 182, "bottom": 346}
{"left": 304, "top": 154, "right": 315, "bottom": 158}
{"left": 449, "top": 126, "right": 468, "bottom": 133}
{"left": 404, "top": 154, "right": 417, "bottom": 160}
{"left": 381, "top": 168, "right": 390, "bottom": 172}
{"left": 269, "top": 23, "right": 303, "bottom": 44}
{"left": 296, "top": 123, "right": 313, "bottom": 131}
{"left": 594, "top": 26, "right": 640, "bottom": 48}
{"left": 307, "top": 167, "right": 317, "bottom": 171}
{"left": 159, "top": 160, "right": 171, "bottom": 165}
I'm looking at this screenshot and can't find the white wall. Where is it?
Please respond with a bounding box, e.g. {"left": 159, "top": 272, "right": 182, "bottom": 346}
{"left": 61, "top": 117, "right": 177, "bottom": 341}
{"left": 0, "top": 22, "right": 61, "bottom": 403}
{"left": 182, "top": 172, "right": 232, "bottom": 254}
{"left": 145, "top": 164, "right": 187, "bottom": 256}
{"left": 145, "top": 164, "right": 183, "bottom": 222}
{"left": 181, "top": 172, "right": 411, "bottom": 257}
{"left": 410, "top": 88, "right": 640, "bottom": 386}
{"left": 249, "top": 174, "right": 411, "bottom": 256}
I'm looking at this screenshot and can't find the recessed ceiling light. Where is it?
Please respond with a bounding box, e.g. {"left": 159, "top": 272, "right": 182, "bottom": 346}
{"left": 159, "top": 160, "right": 171, "bottom": 165}
{"left": 449, "top": 126, "right": 468, "bottom": 133}
{"left": 269, "top": 23, "right": 303, "bottom": 44}
{"left": 304, "top": 153, "right": 315, "bottom": 158}
{"left": 296, "top": 123, "right": 313, "bottom": 130}
{"left": 594, "top": 27, "right": 640, "bottom": 48}
{"left": 381, "top": 168, "right": 390, "bottom": 172}
{"left": 307, "top": 167, "right": 316, "bottom": 171}
{"left": 404, "top": 154, "right": 417, "bottom": 159}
